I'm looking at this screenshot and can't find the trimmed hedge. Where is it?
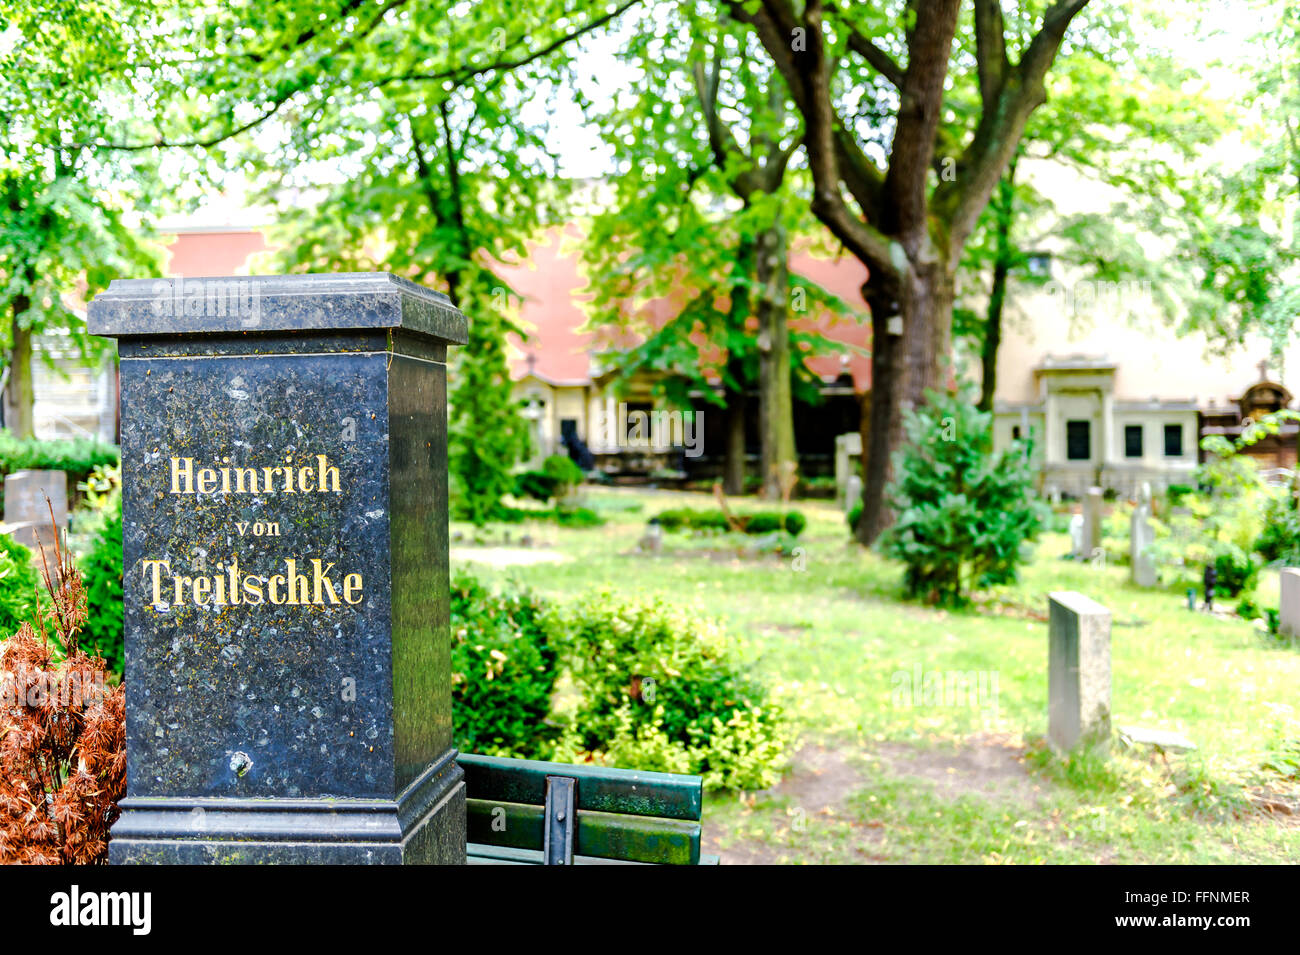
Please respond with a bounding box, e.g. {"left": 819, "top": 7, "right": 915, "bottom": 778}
{"left": 651, "top": 507, "right": 806, "bottom": 537}
{"left": 0, "top": 431, "right": 119, "bottom": 481}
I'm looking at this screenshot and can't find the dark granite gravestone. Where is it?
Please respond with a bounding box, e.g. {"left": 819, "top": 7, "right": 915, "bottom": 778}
{"left": 88, "top": 273, "right": 469, "bottom": 864}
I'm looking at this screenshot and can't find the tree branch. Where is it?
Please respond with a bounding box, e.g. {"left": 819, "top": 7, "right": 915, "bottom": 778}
{"left": 973, "top": 0, "right": 1008, "bottom": 110}
{"left": 880, "top": 0, "right": 960, "bottom": 248}
{"left": 837, "top": 7, "right": 904, "bottom": 89}
{"left": 942, "top": 0, "right": 1090, "bottom": 261}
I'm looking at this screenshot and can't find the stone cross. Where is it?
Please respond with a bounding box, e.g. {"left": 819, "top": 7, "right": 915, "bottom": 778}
{"left": 89, "top": 273, "right": 469, "bottom": 864}
{"left": 1048, "top": 591, "right": 1112, "bottom": 752}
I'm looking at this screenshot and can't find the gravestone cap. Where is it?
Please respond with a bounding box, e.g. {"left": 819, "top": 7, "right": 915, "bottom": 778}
{"left": 88, "top": 272, "right": 468, "bottom": 344}
{"left": 1048, "top": 590, "right": 1109, "bottom": 618}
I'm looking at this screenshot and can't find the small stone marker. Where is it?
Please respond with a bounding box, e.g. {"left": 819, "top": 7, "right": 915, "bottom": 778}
{"left": 1281, "top": 568, "right": 1300, "bottom": 638}
{"left": 843, "top": 473, "right": 863, "bottom": 513}
{"left": 89, "top": 273, "right": 469, "bottom": 864}
{"left": 638, "top": 520, "right": 663, "bottom": 553}
{"left": 1118, "top": 726, "right": 1195, "bottom": 753}
{"left": 1048, "top": 591, "right": 1112, "bottom": 752}
{"left": 1079, "top": 486, "right": 1103, "bottom": 560}
{"left": 1130, "top": 482, "right": 1156, "bottom": 587}
{"left": 1068, "top": 513, "right": 1083, "bottom": 556}
{"left": 3, "top": 469, "right": 68, "bottom": 549}
{"left": 835, "top": 432, "right": 862, "bottom": 506}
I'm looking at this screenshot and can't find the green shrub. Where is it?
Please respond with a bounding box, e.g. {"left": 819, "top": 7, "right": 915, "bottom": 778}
{"left": 1212, "top": 545, "right": 1257, "bottom": 597}
{"left": 555, "top": 505, "right": 603, "bottom": 528}
{"left": 652, "top": 507, "right": 721, "bottom": 532}
{"left": 80, "top": 502, "right": 124, "bottom": 675}
{"left": 0, "top": 431, "right": 119, "bottom": 484}
{"left": 847, "top": 501, "right": 862, "bottom": 533}
{"left": 743, "top": 513, "right": 783, "bottom": 534}
{"left": 449, "top": 571, "right": 558, "bottom": 758}
{"left": 1256, "top": 491, "right": 1300, "bottom": 564}
{"left": 549, "top": 591, "right": 789, "bottom": 791}
{"left": 542, "top": 454, "right": 585, "bottom": 498}
{"left": 513, "top": 469, "right": 558, "bottom": 502}
{"left": 651, "top": 506, "right": 805, "bottom": 538}
{"left": 0, "top": 534, "right": 40, "bottom": 638}
{"left": 880, "top": 387, "right": 1047, "bottom": 604}
{"left": 1166, "top": 483, "right": 1195, "bottom": 505}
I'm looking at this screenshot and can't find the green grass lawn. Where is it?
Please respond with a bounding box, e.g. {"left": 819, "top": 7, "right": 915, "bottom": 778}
{"left": 452, "top": 486, "right": 1300, "bottom": 864}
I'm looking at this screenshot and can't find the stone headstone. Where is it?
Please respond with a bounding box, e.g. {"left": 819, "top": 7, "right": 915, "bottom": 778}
{"left": 1281, "top": 568, "right": 1300, "bottom": 638}
{"left": 835, "top": 432, "right": 862, "bottom": 506}
{"left": 638, "top": 521, "right": 663, "bottom": 553}
{"left": 843, "top": 473, "right": 863, "bottom": 513}
{"left": 89, "top": 273, "right": 469, "bottom": 864}
{"left": 3, "top": 469, "right": 68, "bottom": 549}
{"left": 1129, "top": 485, "right": 1157, "bottom": 587}
{"left": 1077, "top": 487, "right": 1103, "bottom": 560}
{"left": 1068, "top": 513, "right": 1083, "bottom": 556}
{"left": 1048, "top": 591, "right": 1112, "bottom": 752}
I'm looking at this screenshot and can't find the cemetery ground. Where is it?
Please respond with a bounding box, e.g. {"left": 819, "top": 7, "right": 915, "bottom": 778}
{"left": 454, "top": 486, "right": 1300, "bottom": 864}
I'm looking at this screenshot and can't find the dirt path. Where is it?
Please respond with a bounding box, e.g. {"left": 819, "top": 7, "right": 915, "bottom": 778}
{"left": 707, "top": 735, "right": 1042, "bottom": 865}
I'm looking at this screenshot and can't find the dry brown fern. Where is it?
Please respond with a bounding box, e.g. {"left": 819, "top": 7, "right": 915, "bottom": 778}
{"left": 0, "top": 502, "right": 125, "bottom": 864}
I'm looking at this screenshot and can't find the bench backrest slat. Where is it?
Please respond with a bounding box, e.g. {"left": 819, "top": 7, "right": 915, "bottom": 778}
{"left": 466, "top": 798, "right": 701, "bottom": 866}
{"left": 459, "top": 753, "right": 703, "bottom": 821}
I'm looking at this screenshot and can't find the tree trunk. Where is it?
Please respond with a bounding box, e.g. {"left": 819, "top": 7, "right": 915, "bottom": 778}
{"left": 855, "top": 264, "right": 954, "bottom": 545}
{"left": 978, "top": 168, "right": 1016, "bottom": 413}
{"left": 723, "top": 363, "right": 747, "bottom": 496}
{"left": 756, "top": 222, "right": 795, "bottom": 499}
{"left": 10, "top": 298, "right": 34, "bottom": 440}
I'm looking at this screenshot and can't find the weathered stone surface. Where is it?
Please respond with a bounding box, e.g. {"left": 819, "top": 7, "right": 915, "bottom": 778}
{"left": 1048, "top": 591, "right": 1112, "bottom": 752}
{"left": 1281, "top": 568, "right": 1300, "bottom": 638}
{"left": 89, "top": 273, "right": 466, "bottom": 864}
{"left": 3, "top": 469, "right": 68, "bottom": 548}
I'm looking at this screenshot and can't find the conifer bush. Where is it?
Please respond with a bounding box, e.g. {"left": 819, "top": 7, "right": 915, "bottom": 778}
{"left": 880, "top": 388, "right": 1047, "bottom": 605}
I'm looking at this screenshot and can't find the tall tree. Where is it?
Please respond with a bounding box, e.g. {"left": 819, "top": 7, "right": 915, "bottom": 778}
{"left": 117, "top": 0, "right": 639, "bottom": 522}
{"left": 727, "top": 0, "right": 1092, "bottom": 542}
{"left": 954, "top": 6, "right": 1224, "bottom": 412}
{"left": 0, "top": 0, "right": 165, "bottom": 437}
{"left": 580, "top": 8, "right": 854, "bottom": 496}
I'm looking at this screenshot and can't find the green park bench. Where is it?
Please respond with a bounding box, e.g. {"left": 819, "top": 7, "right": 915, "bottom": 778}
{"left": 460, "top": 753, "right": 718, "bottom": 865}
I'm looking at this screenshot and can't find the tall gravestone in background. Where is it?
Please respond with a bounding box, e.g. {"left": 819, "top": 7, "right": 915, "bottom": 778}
{"left": 1082, "top": 487, "right": 1104, "bottom": 560}
{"left": 89, "top": 273, "right": 468, "bottom": 864}
{"left": 1130, "top": 482, "right": 1157, "bottom": 587}
{"left": 1281, "top": 568, "right": 1300, "bottom": 638}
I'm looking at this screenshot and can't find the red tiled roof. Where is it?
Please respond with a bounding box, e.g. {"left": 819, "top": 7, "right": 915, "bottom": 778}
{"left": 502, "top": 228, "right": 873, "bottom": 392}
{"left": 156, "top": 226, "right": 873, "bottom": 392}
